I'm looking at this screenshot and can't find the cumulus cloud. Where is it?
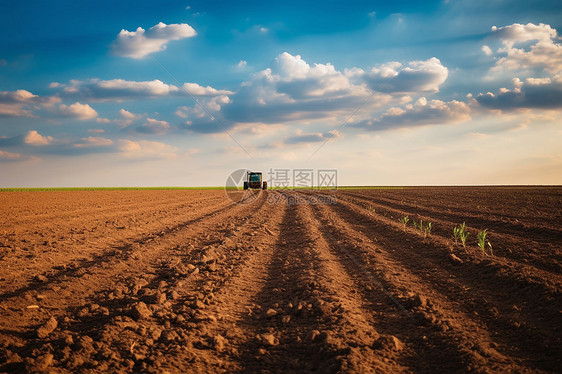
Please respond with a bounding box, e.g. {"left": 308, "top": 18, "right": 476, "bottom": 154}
{"left": 181, "top": 83, "right": 232, "bottom": 96}
{"left": 120, "top": 109, "right": 141, "bottom": 120}
{"left": 215, "top": 52, "right": 390, "bottom": 127}
{"left": 58, "top": 102, "right": 98, "bottom": 120}
{"left": 111, "top": 22, "right": 196, "bottom": 59}
{"left": 179, "top": 53, "right": 450, "bottom": 133}
{"left": 353, "top": 98, "right": 471, "bottom": 131}
{"left": 57, "top": 79, "right": 231, "bottom": 102}
{"left": 361, "top": 58, "right": 449, "bottom": 94}
{"left": 0, "top": 89, "right": 58, "bottom": 117}
{"left": 24, "top": 130, "right": 53, "bottom": 145}
{"left": 137, "top": 118, "right": 171, "bottom": 134}
{"left": 72, "top": 136, "right": 113, "bottom": 148}
{"left": 488, "top": 23, "right": 562, "bottom": 74}
{"left": 0, "top": 130, "right": 53, "bottom": 147}
{"left": 476, "top": 76, "right": 562, "bottom": 109}
{"left": 117, "top": 139, "right": 178, "bottom": 159}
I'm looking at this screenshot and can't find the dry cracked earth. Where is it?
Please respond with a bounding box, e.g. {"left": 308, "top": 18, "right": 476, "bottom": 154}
{"left": 0, "top": 187, "right": 560, "bottom": 373}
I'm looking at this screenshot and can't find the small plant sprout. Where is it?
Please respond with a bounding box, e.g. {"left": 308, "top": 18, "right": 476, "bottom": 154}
{"left": 426, "top": 222, "right": 432, "bottom": 236}
{"left": 367, "top": 205, "right": 376, "bottom": 214}
{"left": 453, "top": 226, "right": 461, "bottom": 244}
{"left": 477, "top": 229, "right": 492, "bottom": 255}
{"left": 400, "top": 216, "right": 409, "bottom": 229}
{"left": 455, "top": 222, "right": 469, "bottom": 249}
{"left": 413, "top": 219, "right": 432, "bottom": 238}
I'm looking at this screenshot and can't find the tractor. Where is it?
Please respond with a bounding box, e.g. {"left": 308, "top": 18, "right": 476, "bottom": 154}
{"left": 243, "top": 171, "right": 267, "bottom": 190}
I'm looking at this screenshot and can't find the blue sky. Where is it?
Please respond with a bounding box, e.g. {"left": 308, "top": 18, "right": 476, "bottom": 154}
{"left": 1, "top": 0, "right": 561, "bottom": 186}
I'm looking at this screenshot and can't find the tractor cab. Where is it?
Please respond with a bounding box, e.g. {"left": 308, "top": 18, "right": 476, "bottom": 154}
{"left": 243, "top": 171, "right": 267, "bottom": 190}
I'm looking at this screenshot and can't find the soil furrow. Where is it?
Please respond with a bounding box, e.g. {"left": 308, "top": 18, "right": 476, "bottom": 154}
{"left": 0, "top": 191, "right": 276, "bottom": 372}
{"left": 328, "top": 190, "right": 562, "bottom": 295}
{"left": 319, "top": 192, "right": 561, "bottom": 372}
{"left": 339, "top": 190, "right": 562, "bottom": 274}
{"left": 298, "top": 192, "right": 512, "bottom": 373}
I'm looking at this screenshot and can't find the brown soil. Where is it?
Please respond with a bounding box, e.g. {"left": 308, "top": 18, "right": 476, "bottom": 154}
{"left": 0, "top": 187, "right": 560, "bottom": 373}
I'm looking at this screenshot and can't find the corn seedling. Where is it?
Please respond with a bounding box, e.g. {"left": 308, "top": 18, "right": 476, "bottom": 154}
{"left": 414, "top": 219, "right": 432, "bottom": 238}
{"left": 453, "top": 226, "right": 461, "bottom": 244}
{"left": 425, "top": 222, "right": 432, "bottom": 237}
{"left": 400, "top": 216, "right": 409, "bottom": 229}
{"left": 367, "top": 205, "right": 376, "bottom": 214}
{"left": 455, "top": 222, "right": 469, "bottom": 248}
{"left": 477, "top": 229, "right": 492, "bottom": 255}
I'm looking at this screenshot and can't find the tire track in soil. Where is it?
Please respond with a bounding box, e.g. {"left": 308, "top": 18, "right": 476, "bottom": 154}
{"left": 0, "top": 191, "right": 274, "bottom": 372}
{"left": 313, "top": 191, "right": 561, "bottom": 372}
{"left": 155, "top": 190, "right": 289, "bottom": 373}
{"left": 200, "top": 191, "right": 401, "bottom": 373}
{"left": 339, "top": 190, "right": 562, "bottom": 275}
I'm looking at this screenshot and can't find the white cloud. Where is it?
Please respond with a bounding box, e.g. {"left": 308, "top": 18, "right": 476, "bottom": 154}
{"left": 73, "top": 137, "right": 114, "bottom": 148}
{"left": 183, "top": 53, "right": 450, "bottom": 133}
{"left": 362, "top": 57, "right": 449, "bottom": 93}
{"left": 476, "top": 76, "right": 562, "bottom": 109}
{"left": 57, "top": 79, "right": 230, "bottom": 102}
{"left": 0, "top": 89, "right": 37, "bottom": 103}
{"left": 0, "top": 89, "right": 44, "bottom": 117}
{"left": 181, "top": 83, "right": 232, "bottom": 96}
{"left": 354, "top": 98, "right": 471, "bottom": 130}
{"left": 117, "top": 139, "right": 178, "bottom": 159}
{"left": 215, "top": 52, "right": 388, "bottom": 127}
{"left": 59, "top": 102, "right": 98, "bottom": 120}
{"left": 111, "top": 22, "right": 197, "bottom": 59}
{"left": 489, "top": 23, "right": 562, "bottom": 74}
{"left": 137, "top": 118, "right": 171, "bottom": 134}
{"left": 24, "top": 130, "right": 53, "bottom": 145}
{"left": 237, "top": 60, "right": 248, "bottom": 69}
{"left": 88, "top": 129, "right": 105, "bottom": 133}
{"left": 120, "top": 108, "right": 141, "bottom": 120}
{"left": 482, "top": 45, "right": 493, "bottom": 56}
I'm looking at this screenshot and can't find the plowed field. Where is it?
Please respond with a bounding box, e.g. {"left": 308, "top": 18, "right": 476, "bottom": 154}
{"left": 0, "top": 187, "right": 560, "bottom": 373}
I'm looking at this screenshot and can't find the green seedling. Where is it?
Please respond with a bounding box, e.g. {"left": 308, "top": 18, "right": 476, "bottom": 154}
{"left": 455, "top": 222, "right": 469, "bottom": 248}
{"left": 453, "top": 226, "right": 461, "bottom": 244}
{"left": 413, "top": 219, "right": 432, "bottom": 237}
{"left": 425, "top": 222, "right": 432, "bottom": 237}
{"left": 367, "top": 205, "right": 376, "bottom": 214}
{"left": 400, "top": 216, "right": 409, "bottom": 229}
{"left": 477, "top": 229, "right": 492, "bottom": 255}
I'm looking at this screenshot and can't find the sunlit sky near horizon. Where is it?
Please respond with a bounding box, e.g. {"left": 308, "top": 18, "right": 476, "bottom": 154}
{"left": 1, "top": 0, "right": 561, "bottom": 187}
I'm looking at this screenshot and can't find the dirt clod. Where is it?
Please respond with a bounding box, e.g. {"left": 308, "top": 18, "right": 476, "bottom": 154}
{"left": 373, "top": 335, "right": 404, "bottom": 351}
{"left": 132, "top": 302, "right": 152, "bottom": 320}
{"left": 36, "top": 316, "right": 57, "bottom": 338}
{"left": 258, "top": 333, "right": 279, "bottom": 346}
